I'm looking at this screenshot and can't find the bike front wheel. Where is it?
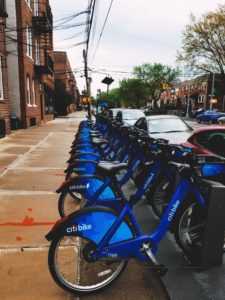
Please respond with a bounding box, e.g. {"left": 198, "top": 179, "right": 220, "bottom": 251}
{"left": 174, "top": 198, "right": 206, "bottom": 254}
{"left": 174, "top": 197, "right": 225, "bottom": 255}
{"left": 48, "top": 236, "right": 128, "bottom": 294}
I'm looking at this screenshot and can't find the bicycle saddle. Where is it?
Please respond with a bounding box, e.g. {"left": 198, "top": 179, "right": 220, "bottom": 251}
{"left": 90, "top": 130, "right": 100, "bottom": 134}
{"left": 92, "top": 138, "right": 108, "bottom": 145}
{"left": 97, "top": 162, "right": 128, "bottom": 176}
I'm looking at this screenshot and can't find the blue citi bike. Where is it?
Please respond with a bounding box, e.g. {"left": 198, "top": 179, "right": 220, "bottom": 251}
{"left": 46, "top": 143, "right": 225, "bottom": 294}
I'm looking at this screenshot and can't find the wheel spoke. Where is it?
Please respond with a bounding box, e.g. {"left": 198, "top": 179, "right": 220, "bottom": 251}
{"left": 49, "top": 236, "right": 127, "bottom": 294}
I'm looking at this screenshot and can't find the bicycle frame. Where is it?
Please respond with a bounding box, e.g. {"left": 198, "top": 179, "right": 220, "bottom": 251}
{"left": 89, "top": 177, "right": 206, "bottom": 260}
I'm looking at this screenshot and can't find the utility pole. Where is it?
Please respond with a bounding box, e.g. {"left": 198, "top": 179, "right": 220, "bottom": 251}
{"left": 210, "top": 72, "right": 215, "bottom": 110}
{"left": 83, "top": 49, "right": 91, "bottom": 118}
{"left": 186, "top": 85, "right": 191, "bottom": 118}
{"left": 222, "top": 95, "right": 225, "bottom": 112}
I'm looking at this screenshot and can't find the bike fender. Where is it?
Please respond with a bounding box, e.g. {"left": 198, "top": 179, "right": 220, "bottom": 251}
{"left": 45, "top": 206, "right": 134, "bottom": 244}
{"left": 56, "top": 175, "right": 116, "bottom": 200}
{"left": 65, "top": 160, "right": 97, "bottom": 174}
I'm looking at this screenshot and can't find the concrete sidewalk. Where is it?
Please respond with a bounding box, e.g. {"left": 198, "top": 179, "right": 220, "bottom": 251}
{"left": 0, "top": 111, "right": 168, "bottom": 300}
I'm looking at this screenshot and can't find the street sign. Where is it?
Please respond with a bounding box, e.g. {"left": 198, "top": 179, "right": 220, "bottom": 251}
{"left": 162, "top": 83, "right": 169, "bottom": 90}
{"left": 82, "top": 97, "right": 90, "bottom": 103}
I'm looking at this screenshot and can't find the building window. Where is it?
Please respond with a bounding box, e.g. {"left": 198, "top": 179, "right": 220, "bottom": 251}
{"left": 0, "top": 58, "right": 4, "bottom": 100}
{"left": 32, "top": 79, "right": 36, "bottom": 106}
{"left": 34, "top": 0, "right": 39, "bottom": 16}
{"left": 25, "top": 0, "right": 31, "bottom": 9}
{"left": 26, "top": 26, "right": 33, "bottom": 58}
{"left": 27, "top": 76, "right": 31, "bottom": 106}
{"left": 198, "top": 95, "right": 205, "bottom": 103}
{"left": 35, "top": 38, "right": 40, "bottom": 65}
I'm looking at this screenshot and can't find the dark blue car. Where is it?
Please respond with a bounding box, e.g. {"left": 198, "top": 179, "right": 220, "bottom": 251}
{"left": 197, "top": 110, "right": 225, "bottom": 124}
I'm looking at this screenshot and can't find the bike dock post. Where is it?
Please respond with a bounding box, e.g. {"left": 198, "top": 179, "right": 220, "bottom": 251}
{"left": 184, "top": 179, "right": 225, "bottom": 270}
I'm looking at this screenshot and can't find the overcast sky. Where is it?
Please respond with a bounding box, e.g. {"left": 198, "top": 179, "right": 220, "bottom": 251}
{"left": 50, "top": 0, "right": 223, "bottom": 96}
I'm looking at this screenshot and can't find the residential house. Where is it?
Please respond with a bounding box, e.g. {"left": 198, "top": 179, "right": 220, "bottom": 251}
{"left": 161, "top": 74, "right": 225, "bottom": 112}
{"left": 54, "top": 51, "right": 80, "bottom": 114}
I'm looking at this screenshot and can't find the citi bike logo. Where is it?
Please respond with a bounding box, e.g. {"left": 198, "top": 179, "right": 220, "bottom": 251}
{"left": 73, "top": 167, "right": 86, "bottom": 172}
{"left": 66, "top": 223, "right": 92, "bottom": 233}
{"left": 143, "top": 173, "right": 154, "bottom": 190}
{"left": 167, "top": 200, "right": 180, "bottom": 221}
{"left": 132, "top": 159, "right": 141, "bottom": 172}
{"left": 69, "top": 183, "right": 90, "bottom": 191}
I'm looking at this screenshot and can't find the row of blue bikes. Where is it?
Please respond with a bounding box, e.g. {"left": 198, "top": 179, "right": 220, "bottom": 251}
{"left": 45, "top": 114, "right": 225, "bottom": 295}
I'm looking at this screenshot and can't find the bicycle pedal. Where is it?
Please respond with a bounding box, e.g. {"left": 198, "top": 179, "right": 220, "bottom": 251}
{"left": 154, "top": 264, "right": 168, "bottom": 277}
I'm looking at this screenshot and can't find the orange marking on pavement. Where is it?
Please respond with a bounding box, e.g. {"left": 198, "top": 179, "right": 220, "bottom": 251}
{"left": 54, "top": 173, "right": 65, "bottom": 176}
{"left": 28, "top": 208, "right": 33, "bottom": 211}
{"left": 0, "top": 216, "right": 55, "bottom": 227}
{"left": 16, "top": 237, "right": 23, "bottom": 241}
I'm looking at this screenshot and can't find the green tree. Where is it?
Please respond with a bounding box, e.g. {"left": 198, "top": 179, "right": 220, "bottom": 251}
{"left": 177, "top": 5, "right": 225, "bottom": 78}
{"left": 117, "top": 78, "right": 149, "bottom": 107}
{"left": 54, "top": 79, "right": 74, "bottom": 116}
{"left": 101, "top": 88, "right": 122, "bottom": 107}
{"left": 100, "top": 79, "right": 149, "bottom": 108}
{"left": 133, "top": 63, "right": 180, "bottom": 104}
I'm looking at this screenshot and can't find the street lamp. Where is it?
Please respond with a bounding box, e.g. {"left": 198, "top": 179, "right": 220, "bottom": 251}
{"left": 101, "top": 76, "right": 114, "bottom": 95}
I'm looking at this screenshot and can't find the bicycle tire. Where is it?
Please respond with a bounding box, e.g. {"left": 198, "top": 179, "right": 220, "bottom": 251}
{"left": 173, "top": 196, "right": 207, "bottom": 254}
{"left": 174, "top": 196, "right": 225, "bottom": 255}
{"left": 151, "top": 179, "right": 172, "bottom": 218}
{"left": 48, "top": 236, "right": 128, "bottom": 294}
{"left": 58, "top": 191, "right": 84, "bottom": 217}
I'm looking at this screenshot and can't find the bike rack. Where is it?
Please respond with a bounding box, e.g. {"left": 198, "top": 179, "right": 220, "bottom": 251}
{"left": 184, "top": 179, "right": 225, "bottom": 270}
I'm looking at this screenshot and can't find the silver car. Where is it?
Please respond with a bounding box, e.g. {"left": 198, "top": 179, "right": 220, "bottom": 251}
{"left": 115, "top": 109, "right": 145, "bottom": 126}
{"left": 218, "top": 116, "right": 225, "bottom": 125}
{"left": 134, "top": 115, "right": 193, "bottom": 144}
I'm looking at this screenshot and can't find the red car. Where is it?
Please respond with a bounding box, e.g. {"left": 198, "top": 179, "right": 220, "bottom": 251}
{"left": 182, "top": 126, "right": 225, "bottom": 157}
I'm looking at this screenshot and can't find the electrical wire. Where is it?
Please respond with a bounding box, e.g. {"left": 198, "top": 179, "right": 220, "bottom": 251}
{"left": 90, "top": 0, "right": 114, "bottom": 64}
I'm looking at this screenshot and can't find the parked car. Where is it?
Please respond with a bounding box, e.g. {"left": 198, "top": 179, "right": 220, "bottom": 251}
{"left": 134, "top": 115, "right": 225, "bottom": 158}
{"left": 182, "top": 126, "right": 225, "bottom": 158}
{"left": 115, "top": 109, "right": 145, "bottom": 126}
{"left": 218, "top": 116, "right": 225, "bottom": 125}
{"left": 196, "top": 110, "right": 225, "bottom": 124}
{"left": 133, "top": 115, "right": 193, "bottom": 144}
{"left": 191, "top": 108, "right": 207, "bottom": 118}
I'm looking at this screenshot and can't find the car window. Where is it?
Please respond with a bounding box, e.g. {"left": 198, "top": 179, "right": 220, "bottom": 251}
{"left": 147, "top": 118, "right": 191, "bottom": 133}
{"left": 112, "top": 109, "right": 120, "bottom": 117}
{"left": 141, "top": 119, "right": 147, "bottom": 131}
{"left": 134, "top": 118, "right": 144, "bottom": 128}
{"left": 195, "top": 130, "right": 225, "bottom": 157}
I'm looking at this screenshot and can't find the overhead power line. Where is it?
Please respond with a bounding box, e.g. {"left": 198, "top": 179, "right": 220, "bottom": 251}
{"left": 90, "top": 0, "right": 114, "bottom": 64}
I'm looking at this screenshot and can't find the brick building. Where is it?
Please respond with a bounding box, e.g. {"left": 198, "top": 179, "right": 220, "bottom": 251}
{"left": 54, "top": 51, "right": 80, "bottom": 114}
{"left": 6, "top": 0, "right": 54, "bottom": 128}
{"left": 0, "top": 0, "right": 10, "bottom": 136}
{"left": 161, "top": 74, "right": 225, "bottom": 112}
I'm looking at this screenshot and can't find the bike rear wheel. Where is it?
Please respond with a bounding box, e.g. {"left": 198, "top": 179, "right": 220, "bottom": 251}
{"left": 58, "top": 191, "right": 84, "bottom": 217}
{"left": 48, "top": 236, "right": 128, "bottom": 294}
{"left": 151, "top": 179, "right": 172, "bottom": 218}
